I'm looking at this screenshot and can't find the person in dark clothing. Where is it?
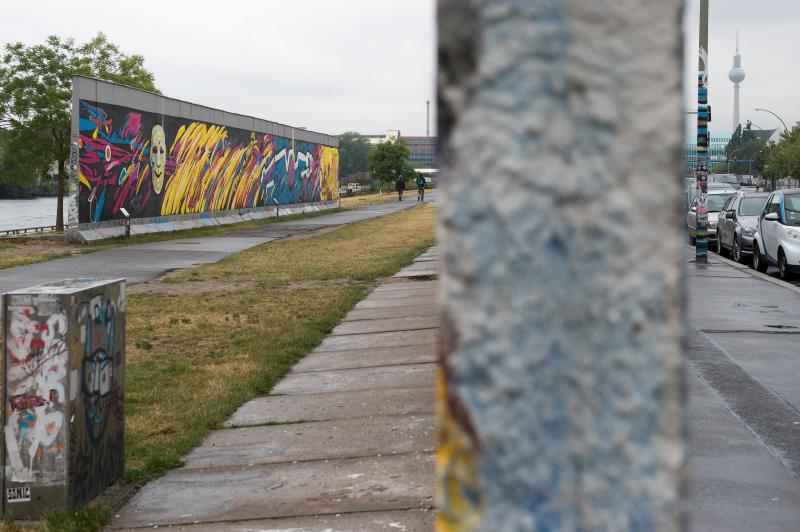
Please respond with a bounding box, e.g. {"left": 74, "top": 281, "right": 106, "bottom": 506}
{"left": 416, "top": 175, "right": 426, "bottom": 202}
{"left": 395, "top": 177, "right": 406, "bottom": 201}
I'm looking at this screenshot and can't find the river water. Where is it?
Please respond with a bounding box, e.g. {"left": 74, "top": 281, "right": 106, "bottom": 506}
{"left": 0, "top": 197, "right": 58, "bottom": 231}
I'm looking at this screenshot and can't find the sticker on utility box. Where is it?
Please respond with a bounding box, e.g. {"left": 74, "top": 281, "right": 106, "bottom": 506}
{"left": 7, "top": 487, "right": 31, "bottom": 502}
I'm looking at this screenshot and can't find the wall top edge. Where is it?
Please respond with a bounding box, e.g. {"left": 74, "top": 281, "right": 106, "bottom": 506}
{"left": 72, "top": 75, "right": 339, "bottom": 147}
{"left": 4, "top": 277, "right": 126, "bottom": 296}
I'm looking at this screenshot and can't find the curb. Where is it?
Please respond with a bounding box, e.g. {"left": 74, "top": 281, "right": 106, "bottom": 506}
{"left": 693, "top": 245, "right": 800, "bottom": 298}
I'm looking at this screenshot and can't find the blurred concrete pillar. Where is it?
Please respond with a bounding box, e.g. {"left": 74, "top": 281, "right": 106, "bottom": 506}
{"left": 436, "top": 1, "right": 686, "bottom": 530}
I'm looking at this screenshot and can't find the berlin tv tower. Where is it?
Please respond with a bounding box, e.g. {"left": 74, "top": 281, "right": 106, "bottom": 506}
{"left": 728, "top": 32, "right": 746, "bottom": 131}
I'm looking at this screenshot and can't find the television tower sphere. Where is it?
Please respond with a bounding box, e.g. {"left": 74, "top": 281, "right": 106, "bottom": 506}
{"left": 728, "top": 34, "right": 745, "bottom": 84}
{"left": 728, "top": 65, "right": 745, "bottom": 84}
{"left": 729, "top": 32, "right": 745, "bottom": 130}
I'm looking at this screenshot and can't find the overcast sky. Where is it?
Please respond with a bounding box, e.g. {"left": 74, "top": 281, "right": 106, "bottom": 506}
{"left": 683, "top": 0, "right": 800, "bottom": 137}
{"left": 2, "top": 1, "right": 797, "bottom": 140}
{"left": 0, "top": 0, "right": 436, "bottom": 137}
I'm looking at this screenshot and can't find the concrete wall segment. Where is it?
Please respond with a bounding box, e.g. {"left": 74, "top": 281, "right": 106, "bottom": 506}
{"left": 72, "top": 76, "right": 337, "bottom": 145}
{"left": 2, "top": 279, "right": 126, "bottom": 518}
{"left": 437, "top": 0, "right": 686, "bottom": 530}
{"left": 69, "top": 76, "right": 340, "bottom": 238}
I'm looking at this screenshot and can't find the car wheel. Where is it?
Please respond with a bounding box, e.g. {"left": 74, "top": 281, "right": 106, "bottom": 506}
{"left": 778, "top": 250, "right": 794, "bottom": 281}
{"left": 732, "top": 237, "right": 742, "bottom": 263}
{"left": 716, "top": 236, "right": 726, "bottom": 256}
{"left": 753, "top": 243, "right": 769, "bottom": 273}
{"left": 688, "top": 230, "right": 695, "bottom": 245}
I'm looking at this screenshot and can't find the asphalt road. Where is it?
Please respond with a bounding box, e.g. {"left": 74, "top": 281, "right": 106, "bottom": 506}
{"left": 0, "top": 193, "right": 435, "bottom": 299}
{"left": 687, "top": 247, "right": 800, "bottom": 531}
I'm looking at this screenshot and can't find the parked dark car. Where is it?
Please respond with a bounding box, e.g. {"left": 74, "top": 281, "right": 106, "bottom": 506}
{"left": 709, "top": 173, "right": 742, "bottom": 190}
{"left": 687, "top": 185, "right": 737, "bottom": 250}
{"left": 716, "top": 191, "right": 769, "bottom": 262}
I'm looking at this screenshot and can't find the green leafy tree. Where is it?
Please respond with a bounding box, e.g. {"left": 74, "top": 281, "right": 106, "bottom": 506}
{"left": 338, "top": 131, "right": 370, "bottom": 179}
{"left": 0, "top": 33, "right": 159, "bottom": 229}
{"left": 716, "top": 121, "right": 768, "bottom": 175}
{"left": 724, "top": 122, "right": 755, "bottom": 158}
{"left": 763, "top": 129, "right": 800, "bottom": 182}
{"left": 0, "top": 130, "right": 45, "bottom": 198}
{"left": 368, "top": 138, "right": 416, "bottom": 186}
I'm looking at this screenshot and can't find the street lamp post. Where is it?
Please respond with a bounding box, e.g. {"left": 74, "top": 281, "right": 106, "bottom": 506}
{"left": 755, "top": 108, "right": 789, "bottom": 134}
{"left": 756, "top": 108, "right": 792, "bottom": 189}
{"left": 695, "top": 0, "right": 710, "bottom": 263}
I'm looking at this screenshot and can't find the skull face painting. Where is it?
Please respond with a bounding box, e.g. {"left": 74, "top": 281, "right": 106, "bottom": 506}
{"left": 150, "top": 125, "right": 166, "bottom": 194}
{"left": 82, "top": 347, "right": 114, "bottom": 445}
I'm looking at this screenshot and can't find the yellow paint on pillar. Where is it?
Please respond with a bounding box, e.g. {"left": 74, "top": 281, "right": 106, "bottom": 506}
{"left": 436, "top": 369, "right": 483, "bottom": 531}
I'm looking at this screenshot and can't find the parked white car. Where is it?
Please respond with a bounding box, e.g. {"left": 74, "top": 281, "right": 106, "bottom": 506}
{"left": 752, "top": 188, "right": 800, "bottom": 279}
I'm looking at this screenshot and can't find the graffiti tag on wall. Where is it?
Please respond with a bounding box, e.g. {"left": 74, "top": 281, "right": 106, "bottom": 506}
{"left": 77, "top": 101, "right": 339, "bottom": 224}
{"left": 5, "top": 297, "right": 69, "bottom": 485}
{"left": 68, "top": 293, "right": 125, "bottom": 505}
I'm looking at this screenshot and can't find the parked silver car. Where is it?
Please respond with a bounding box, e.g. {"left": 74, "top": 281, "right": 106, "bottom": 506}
{"left": 716, "top": 191, "right": 769, "bottom": 262}
{"left": 752, "top": 188, "right": 800, "bottom": 279}
{"left": 687, "top": 185, "right": 737, "bottom": 249}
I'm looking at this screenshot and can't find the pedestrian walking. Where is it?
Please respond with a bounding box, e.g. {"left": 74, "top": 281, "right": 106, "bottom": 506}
{"left": 416, "top": 175, "right": 426, "bottom": 202}
{"left": 395, "top": 176, "right": 405, "bottom": 201}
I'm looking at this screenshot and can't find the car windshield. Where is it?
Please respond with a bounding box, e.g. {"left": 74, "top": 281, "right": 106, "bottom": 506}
{"left": 713, "top": 175, "right": 738, "bottom": 185}
{"left": 739, "top": 197, "right": 766, "bottom": 216}
{"left": 707, "top": 193, "right": 733, "bottom": 212}
{"left": 784, "top": 194, "right": 800, "bottom": 226}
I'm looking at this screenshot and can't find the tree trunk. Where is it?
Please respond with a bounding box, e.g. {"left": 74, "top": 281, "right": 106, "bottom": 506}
{"left": 56, "top": 158, "right": 66, "bottom": 232}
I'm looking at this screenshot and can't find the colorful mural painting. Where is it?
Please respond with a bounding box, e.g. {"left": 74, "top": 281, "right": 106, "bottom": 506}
{"left": 77, "top": 100, "right": 339, "bottom": 224}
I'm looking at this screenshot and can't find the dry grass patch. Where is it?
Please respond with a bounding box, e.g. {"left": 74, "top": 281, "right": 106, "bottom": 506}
{"left": 339, "top": 191, "right": 397, "bottom": 209}
{"left": 121, "top": 203, "right": 436, "bottom": 482}
{"left": 0, "top": 241, "right": 81, "bottom": 270}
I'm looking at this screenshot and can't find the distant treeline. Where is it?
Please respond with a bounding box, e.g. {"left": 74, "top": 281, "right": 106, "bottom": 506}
{"left": 0, "top": 180, "right": 57, "bottom": 199}
{"left": 0, "top": 131, "right": 57, "bottom": 199}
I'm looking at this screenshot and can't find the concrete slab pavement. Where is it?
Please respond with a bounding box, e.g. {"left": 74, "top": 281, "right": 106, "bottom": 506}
{"left": 138, "top": 509, "right": 434, "bottom": 531}
{"left": 223, "top": 388, "right": 434, "bottom": 426}
{"left": 181, "top": 415, "right": 435, "bottom": 470}
{"left": 105, "top": 243, "right": 800, "bottom": 530}
{"left": 109, "top": 250, "right": 439, "bottom": 530}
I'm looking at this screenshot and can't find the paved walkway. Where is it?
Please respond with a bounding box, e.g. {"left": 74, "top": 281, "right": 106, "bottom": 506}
{"left": 106, "top": 244, "right": 800, "bottom": 531}
{"left": 108, "top": 248, "right": 440, "bottom": 531}
{"left": 0, "top": 194, "right": 436, "bottom": 298}
{"left": 686, "top": 248, "right": 800, "bottom": 531}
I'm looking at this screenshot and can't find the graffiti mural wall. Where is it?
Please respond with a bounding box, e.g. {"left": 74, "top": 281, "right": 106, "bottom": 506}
{"left": 3, "top": 279, "right": 125, "bottom": 517}
{"left": 76, "top": 99, "right": 339, "bottom": 224}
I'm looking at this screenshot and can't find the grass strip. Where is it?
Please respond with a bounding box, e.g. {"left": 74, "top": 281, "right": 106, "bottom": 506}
{"left": 0, "top": 191, "right": 420, "bottom": 271}
{"left": 0, "top": 208, "right": 341, "bottom": 271}
{"left": 338, "top": 191, "right": 397, "bottom": 209}
{"left": 123, "top": 203, "right": 436, "bottom": 482}
{"left": 0, "top": 203, "right": 435, "bottom": 531}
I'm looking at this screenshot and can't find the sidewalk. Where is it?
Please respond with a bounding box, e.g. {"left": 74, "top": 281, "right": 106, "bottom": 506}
{"left": 105, "top": 245, "right": 800, "bottom": 530}
{"left": 0, "top": 194, "right": 436, "bottom": 297}
{"left": 686, "top": 248, "right": 800, "bottom": 531}
{"left": 108, "top": 248, "right": 440, "bottom": 530}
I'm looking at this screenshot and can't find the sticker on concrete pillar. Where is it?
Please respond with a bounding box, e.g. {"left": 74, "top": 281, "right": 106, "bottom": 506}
{"left": 7, "top": 487, "right": 31, "bottom": 503}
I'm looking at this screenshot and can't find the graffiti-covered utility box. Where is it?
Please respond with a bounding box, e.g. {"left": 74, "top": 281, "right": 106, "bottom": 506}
{"left": 2, "top": 279, "right": 125, "bottom": 519}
